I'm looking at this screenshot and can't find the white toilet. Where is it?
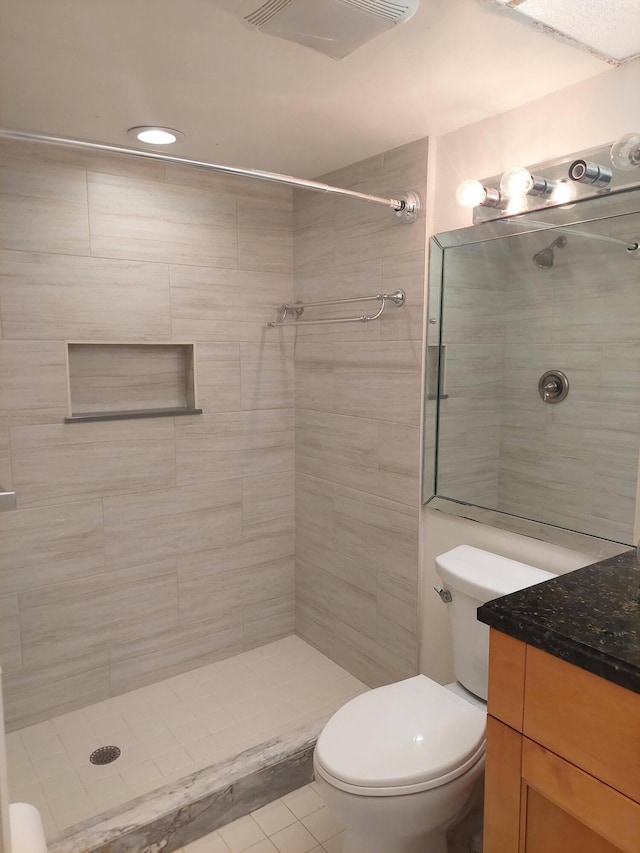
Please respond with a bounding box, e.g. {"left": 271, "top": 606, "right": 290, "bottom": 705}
{"left": 313, "top": 545, "right": 555, "bottom": 853}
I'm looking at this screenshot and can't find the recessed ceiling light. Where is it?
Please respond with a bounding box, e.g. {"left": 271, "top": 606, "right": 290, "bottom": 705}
{"left": 127, "top": 126, "right": 184, "bottom": 145}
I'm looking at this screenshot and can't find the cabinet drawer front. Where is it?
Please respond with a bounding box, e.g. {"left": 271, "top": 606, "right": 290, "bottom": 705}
{"left": 522, "top": 738, "right": 640, "bottom": 853}
{"left": 524, "top": 646, "right": 640, "bottom": 803}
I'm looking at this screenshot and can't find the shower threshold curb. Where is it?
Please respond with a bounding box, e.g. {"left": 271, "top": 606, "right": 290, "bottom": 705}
{"left": 49, "top": 719, "right": 324, "bottom": 853}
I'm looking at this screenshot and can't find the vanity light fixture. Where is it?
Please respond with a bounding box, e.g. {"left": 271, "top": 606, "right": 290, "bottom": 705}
{"left": 568, "top": 159, "right": 613, "bottom": 188}
{"left": 127, "top": 126, "right": 184, "bottom": 145}
{"left": 455, "top": 179, "right": 505, "bottom": 209}
{"left": 500, "top": 166, "right": 559, "bottom": 199}
{"left": 610, "top": 132, "right": 640, "bottom": 171}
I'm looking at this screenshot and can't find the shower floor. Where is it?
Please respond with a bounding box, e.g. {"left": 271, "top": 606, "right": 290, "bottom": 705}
{"left": 5, "top": 636, "right": 368, "bottom": 843}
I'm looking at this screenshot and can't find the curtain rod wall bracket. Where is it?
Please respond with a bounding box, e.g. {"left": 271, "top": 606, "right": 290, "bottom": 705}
{"left": 395, "top": 191, "right": 421, "bottom": 223}
{"left": 0, "top": 129, "right": 421, "bottom": 223}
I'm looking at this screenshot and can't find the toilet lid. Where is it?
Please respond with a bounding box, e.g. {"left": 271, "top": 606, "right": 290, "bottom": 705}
{"left": 315, "top": 675, "right": 486, "bottom": 789}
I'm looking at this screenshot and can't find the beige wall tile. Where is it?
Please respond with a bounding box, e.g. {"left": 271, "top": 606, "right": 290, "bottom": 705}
{"left": 0, "top": 157, "right": 87, "bottom": 205}
{"left": 292, "top": 138, "right": 426, "bottom": 685}
{"left": 333, "top": 340, "right": 421, "bottom": 373}
{"left": 170, "top": 265, "right": 293, "bottom": 342}
{"left": 0, "top": 195, "right": 90, "bottom": 256}
{"left": 10, "top": 419, "right": 176, "bottom": 508}
{"left": 240, "top": 341, "right": 294, "bottom": 410}
{"left": 296, "top": 410, "right": 379, "bottom": 493}
{"left": 318, "top": 153, "right": 384, "bottom": 189}
{"left": 0, "top": 341, "right": 68, "bottom": 427}
{"left": 295, "top": 473, "right": 334, "bottom": 539}
{"left": 294, "top": 222, "right": 335, "bottom": 273}
{"left": 176, "top": 410, "right": 294, "bottom": 485}
{"left": 0, "top": 500, "right": 105, "bottom": 594}
{"left": 295, "top": 367, "right": 334, "bottom": 413}
{"left": 176, "top": 533, "right": 294, "bottom": 583}
{"left": 196, "top": 343, "right": 242, "bottom": 412}
{"left": 295, "top": 557, "right": 337, "bottom": 621}
{"left": 0, "top": 428, "right": 12, "bottom": 489}
{"left": 0, "top": 145, "right": 90, "bottom": 257}
{"left": 333, "top": 216, "right": 424, "bottom": 268}
{"left": 332, "top": 618, "right": 415, "bottom": 688}
{"left": 378, "top": 422, "right": 420, "bottom": 506}
{"left": 334, "top": 372, "right": 421, "bottom": 426}
{"left": 377, "top": 572, "right": 417, "bottom": 634}
{"left": 242, "top": 472, "right": 294, "bottom": 541}
{"left": 0, "top": 139, "right": 165, "bottom": 182}
{"left": 238, "top": 228, "right": 293, "bottom": 274}
{"left": 243, "top": 596, "right": 295, "bottom": 649}
{"left": 297, "top": 534, "right": 376, "bottom": 599}
{"left": 88, "top": 172, "right": 238, "bottom": 267}
{"left": 109, "top": 622, "right": 244, "bottom": 695}
{"left": 179, "top": 557, "right": 294, "bottom": 627}
{"left": 0, "top": 250, "right": 171, "bottom": 340}
{"left": 333, "top": 486, "right": 418, "bottom": 583}
{"left": 165, "top": 163, "right": 292, "bottom": 202}
{"left": 295, "top": 260, "right": 382, "bottom": 305}
{"left": 20, "top": 572, "right": 178, "bottom": 670}
{"left": 0, "top": 595, "right": 21, "bottom": 673}
{"left": 103, "top": 481, "right": 243, "bottom": 570}
{"left": 4, "top": 658, "right": 110, "bottom": 731}
{"left": 293, "top": 191, "right": 334, "bottom": 232}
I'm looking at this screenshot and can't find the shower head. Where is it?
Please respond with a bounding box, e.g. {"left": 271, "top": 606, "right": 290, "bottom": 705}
{"left": 532, "top": 235, "right": 567, "bottom": 269}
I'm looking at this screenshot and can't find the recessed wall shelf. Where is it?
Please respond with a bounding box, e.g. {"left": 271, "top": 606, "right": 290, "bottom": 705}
{"left": 65, "top": 342, "right": 201, "bottom": 423}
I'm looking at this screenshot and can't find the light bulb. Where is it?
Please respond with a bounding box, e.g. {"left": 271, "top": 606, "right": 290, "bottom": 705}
{"left": 610, "top": 132, "right": 640, "bottom": 171}
{"left": 500, "top": 167, "right": 534, "bottom": 197}
{"left": 455, "top": 179, "right": 487, "bottom": 209}
{"left": 550, "top": 180, "right": 576, "bottom": 205}
{"left": 127, "top": 126, "right": 183, "bottom": 145}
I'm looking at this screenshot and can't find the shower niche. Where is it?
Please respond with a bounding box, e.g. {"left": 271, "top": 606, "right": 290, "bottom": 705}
{"left": 423, "top": 183, "right": 640, "bottom": 549}
{"left": 65, "top": 342, "right": 201, "bottom": 421}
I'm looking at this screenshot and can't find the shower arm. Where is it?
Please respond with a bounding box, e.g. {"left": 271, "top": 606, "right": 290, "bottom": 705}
{"left": 0, "top": 129, "right": 421, "bottom": 223}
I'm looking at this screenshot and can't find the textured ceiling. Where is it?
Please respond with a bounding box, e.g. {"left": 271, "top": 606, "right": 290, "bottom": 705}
{"left": 0, "top": 0, "right": 611, "bottom": 176}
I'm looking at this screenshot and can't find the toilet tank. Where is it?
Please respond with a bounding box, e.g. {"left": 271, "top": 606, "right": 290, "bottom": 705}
{"left": 435, "top": 545, "right": 555, "bottom": 701}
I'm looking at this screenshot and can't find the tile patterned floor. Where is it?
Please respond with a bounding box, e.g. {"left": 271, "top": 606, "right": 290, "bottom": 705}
{"left": 6, "top": 637, "right": 367, "bottom": 840}
{"left": 177, "top": 782, "right": 345, "bottom": 853}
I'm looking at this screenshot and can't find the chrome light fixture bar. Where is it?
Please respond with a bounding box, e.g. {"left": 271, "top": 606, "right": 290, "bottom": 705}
{"left": 463, "top": 135, "right": 640, "bottom": 224}
{"left": 0, "top": 129, "right": 421, "bottom": 223}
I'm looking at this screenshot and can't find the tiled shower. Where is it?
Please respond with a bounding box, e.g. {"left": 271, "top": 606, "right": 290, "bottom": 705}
{"left": 0, "top": 136, "right": 427, "bottom": 843}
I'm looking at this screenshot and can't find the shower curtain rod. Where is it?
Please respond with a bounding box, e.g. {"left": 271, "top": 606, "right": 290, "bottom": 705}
{"left": 0, "top": 129, "right": 421, "bottom": 222}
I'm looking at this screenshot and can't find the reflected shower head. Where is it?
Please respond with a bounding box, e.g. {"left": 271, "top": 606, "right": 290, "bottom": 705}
{"left": 532, "top": 235, "right": 567, "bottom": 269}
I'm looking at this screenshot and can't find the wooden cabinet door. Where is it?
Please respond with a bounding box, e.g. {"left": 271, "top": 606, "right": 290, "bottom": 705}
{"left": 520, "top": 738, "right": 640, "bottom": 853}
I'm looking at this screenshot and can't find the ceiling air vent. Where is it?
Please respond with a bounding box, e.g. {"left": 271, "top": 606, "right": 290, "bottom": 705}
{"left": 243, "top": 0, "right": 420, "bottom": 59}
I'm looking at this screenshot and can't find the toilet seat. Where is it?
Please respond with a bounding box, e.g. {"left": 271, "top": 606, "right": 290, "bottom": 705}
{"left": 314, "top": 675, "right": 486, "bottom": 797}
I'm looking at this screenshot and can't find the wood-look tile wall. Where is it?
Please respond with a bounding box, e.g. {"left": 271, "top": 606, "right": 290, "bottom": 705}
{"left": 0, "top": 139, "right": 295, "bottom": 729}
{"left": 293, "top": 139, "right": 428, "bottom": 687}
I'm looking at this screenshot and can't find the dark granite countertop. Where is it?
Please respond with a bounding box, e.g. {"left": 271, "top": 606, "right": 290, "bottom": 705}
{"left": 477, "top": 549, "right": 640, "bottom": 694}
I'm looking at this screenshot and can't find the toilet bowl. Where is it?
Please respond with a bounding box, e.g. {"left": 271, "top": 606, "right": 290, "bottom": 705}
{"left": 314, "top": 675, "right": 486, "bottom": 853}
{"left": 314, "top": 546, "right": 555, "bottom": 853}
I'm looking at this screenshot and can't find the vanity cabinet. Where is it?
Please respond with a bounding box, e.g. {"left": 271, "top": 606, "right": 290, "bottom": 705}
{"left": 483, "top": 630, "right": 640, "bottom": 853}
